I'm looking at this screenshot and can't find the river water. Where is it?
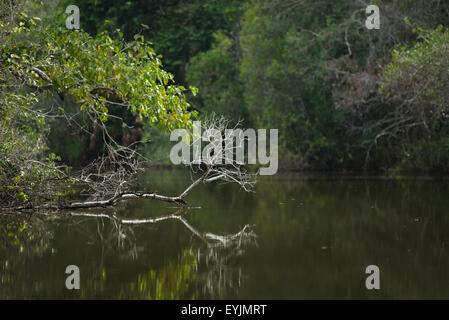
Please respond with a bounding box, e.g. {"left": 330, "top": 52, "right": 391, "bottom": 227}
{"left": 1, "top": 169, "right": 449, "bottom": 299}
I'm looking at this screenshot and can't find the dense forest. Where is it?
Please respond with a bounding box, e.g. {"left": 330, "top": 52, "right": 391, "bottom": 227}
{"left": 67, "top": 0, "right": 449, "bottom": 172}
{"left": 2, "top": 0, "right": 449, "bottom": 209}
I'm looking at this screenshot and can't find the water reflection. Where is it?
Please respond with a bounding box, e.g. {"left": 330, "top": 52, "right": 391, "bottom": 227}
{"left": 66, "top": 209, "right": 257, "bottom": 298}
{"left": 0, "top": 208, "right": 257, "bottom": 299}
{"left": 2, "top": 171, "right": 449, "bottom": 299}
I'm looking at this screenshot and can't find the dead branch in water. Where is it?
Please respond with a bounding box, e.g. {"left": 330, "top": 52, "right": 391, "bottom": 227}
{"left": 1, "top": 115, "right": 257, "bottom": 212}
{"left": 4, "top": 167, "right": 210, "bottom": 211}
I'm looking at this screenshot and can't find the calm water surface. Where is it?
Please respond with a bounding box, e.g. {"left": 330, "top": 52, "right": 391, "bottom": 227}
{"left": 1, "top": 169, "right": 449, "bottom": 299}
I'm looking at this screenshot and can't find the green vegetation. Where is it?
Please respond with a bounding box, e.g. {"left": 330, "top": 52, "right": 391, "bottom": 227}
{"left": 2, "top": 0, "right": 449, "bottom": 209}
{"left": 66, "top": 0, "right": 243, "bottom": 80}
{"left": 185, "top": 0, "right": 449, "bottom": 172}
{"left": 380, "top": 27, "right": 449, "bottom": 172}
{"left": 0, "top": 0, "right": 196, "bottom": 207}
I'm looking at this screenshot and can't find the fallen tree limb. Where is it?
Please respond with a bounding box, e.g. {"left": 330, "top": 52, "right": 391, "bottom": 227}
{"left": 1, "top": 115, "right": 257, "bottom": 213}
{"left": 1, "top": 165, "right": 215, "bottom": 211}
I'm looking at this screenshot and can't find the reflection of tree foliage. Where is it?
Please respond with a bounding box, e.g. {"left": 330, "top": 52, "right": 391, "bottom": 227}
{"left": 0, "top": 213, "right": 60, "bottom": 298}
{"left": 121, "top": 248, "right": 199, "bottom": 299}
{"left": 0, "top": 214, "right": 56, "bottom": 256}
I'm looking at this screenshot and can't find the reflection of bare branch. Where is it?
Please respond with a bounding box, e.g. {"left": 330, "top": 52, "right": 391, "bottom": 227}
{"left": 3, "top": 207, "right": 257, "bottom": 298}
{"left": 65, "top": 208, "right": 257, "bottom": 298}
{"left": 66, "top": 209, "right": 257, "bottom": 249}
